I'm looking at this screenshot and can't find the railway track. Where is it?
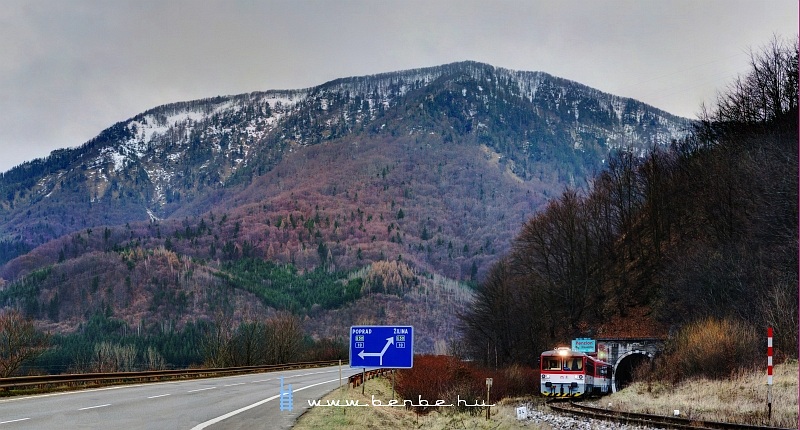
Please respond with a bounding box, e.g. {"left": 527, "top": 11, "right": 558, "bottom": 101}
{"left": 547, "top": 400, "right": 794, "bottom": 430}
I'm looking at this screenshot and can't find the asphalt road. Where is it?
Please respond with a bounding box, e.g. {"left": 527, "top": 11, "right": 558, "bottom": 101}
{"left": 0, "top": 365, "right": 362, "bottom": 430}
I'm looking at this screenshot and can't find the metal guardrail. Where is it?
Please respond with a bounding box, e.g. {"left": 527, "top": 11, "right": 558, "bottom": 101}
{"left": 348, "top": 368, "right": 390, "bottom": 388}
{"left": 0, "top": 360, "right": 345, "bottom": 392}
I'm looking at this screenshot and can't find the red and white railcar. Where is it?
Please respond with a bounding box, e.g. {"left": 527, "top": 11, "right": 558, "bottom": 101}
{"left": 540, "top": 347, "right": 612, "bottom": 398}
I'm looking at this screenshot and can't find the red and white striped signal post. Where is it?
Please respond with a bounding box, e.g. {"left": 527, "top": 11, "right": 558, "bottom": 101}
{"left": 767, "top": 326, "right": 773, "bottom": 420}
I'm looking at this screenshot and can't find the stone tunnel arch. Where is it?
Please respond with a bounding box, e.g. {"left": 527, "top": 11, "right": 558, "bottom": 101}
{"left": 611, "top": 350, "right": 653, "bottom": 393}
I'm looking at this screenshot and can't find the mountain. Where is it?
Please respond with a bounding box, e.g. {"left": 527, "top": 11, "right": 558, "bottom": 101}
{"left": 0, "top": 62, "right": 691, "bottom": 351}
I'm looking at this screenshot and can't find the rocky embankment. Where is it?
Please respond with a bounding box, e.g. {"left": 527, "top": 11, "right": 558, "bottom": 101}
{"left": 513, "top": 402, "right": 665, "bottom": 430}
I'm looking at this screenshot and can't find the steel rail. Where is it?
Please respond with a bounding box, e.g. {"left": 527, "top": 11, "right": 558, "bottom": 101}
{"left": 547, "top": 401, "right": 794, "bottom": 430}
{"left": 0, "top": 360, "right": 345, "bottom": 392}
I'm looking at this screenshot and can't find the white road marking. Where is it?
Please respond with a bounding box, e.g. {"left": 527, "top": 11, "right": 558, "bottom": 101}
{"left": 0, "top": 418, "right": 30, "bottom": 425}
{"left": 190, "top": 377, "right": 341, "bottom": 430}
{"left": 224, "top": 383, "right": 245, "bottom": 387}
{"left": 147, "top": 393, "right": 171, "bottom": 399}
{"left": 78, "top": 404, "right": 111, "bottom": 411}
{"left": 250, "top": 368, "right": 337, "bottom": 384}
{"left": 0, "top": 378, "right": 193, "bottom": 404}
{"left": 187, "top": 387, "right": 216, "bottom": 393}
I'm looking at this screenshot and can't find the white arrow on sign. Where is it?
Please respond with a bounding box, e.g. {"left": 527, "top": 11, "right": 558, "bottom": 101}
{"left": 358, "top": 336, "right": 394, "bottom": 365}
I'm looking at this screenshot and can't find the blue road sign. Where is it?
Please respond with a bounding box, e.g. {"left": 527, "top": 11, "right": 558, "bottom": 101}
{"left": 349, "top": 325, "right": 414, "bottom": 368}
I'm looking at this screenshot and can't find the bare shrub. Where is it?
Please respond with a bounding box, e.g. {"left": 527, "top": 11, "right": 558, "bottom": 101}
{"left": 504, "top": 363, "right": 538, "bottom": 396}
{"left": 94, "top": 342, "right": 138, "bottom": 372}
{"left": 396, "top": 354, "right": 538, "bottom": 415}
{"left": 395, "top": 355, "right": 452, "bottom": 414}
{"left": 657, "top": 318, "right": 759, "bottom": 381}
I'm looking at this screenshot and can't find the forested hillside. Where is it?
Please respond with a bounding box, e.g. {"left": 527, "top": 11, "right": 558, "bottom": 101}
{"left": 0, "top": 62, "right": 691, "bottom": 371}
{"left": 0, "top": 62, "right": 688, "bottom": 269}
{"left": 460, "top": 37, "right": 799, "bottom": 366}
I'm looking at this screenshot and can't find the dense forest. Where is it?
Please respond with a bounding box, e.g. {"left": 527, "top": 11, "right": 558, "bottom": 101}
{"left": 23, "top": 310, "right": 346, "bottom": 375}
{"left": 460, "top": 36, "right": 799, "bottom": 368}
{"left": 2, "top": 253, "right": 362, "bottom": 373}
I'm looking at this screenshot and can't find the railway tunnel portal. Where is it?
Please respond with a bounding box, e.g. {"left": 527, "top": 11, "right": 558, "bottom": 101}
{"left": 595, "top": 338, "right": 665, "bottom": 392}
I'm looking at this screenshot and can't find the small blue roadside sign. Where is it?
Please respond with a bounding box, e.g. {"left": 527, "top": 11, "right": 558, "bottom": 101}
{"left": 349, "top": 325, "right": 414, "bottom": 368}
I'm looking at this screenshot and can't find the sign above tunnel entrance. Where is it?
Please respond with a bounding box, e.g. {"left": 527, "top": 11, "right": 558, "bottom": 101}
{"left": 571, "top": 338, "right": 596, "bottom": 353}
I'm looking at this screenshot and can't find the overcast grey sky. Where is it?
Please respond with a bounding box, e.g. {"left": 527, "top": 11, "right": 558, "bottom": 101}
{"left": 0, "top": 0, "right": 796, "bottom": 173}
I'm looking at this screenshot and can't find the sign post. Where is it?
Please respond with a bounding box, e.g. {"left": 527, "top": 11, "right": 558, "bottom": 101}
{"left": 350, "top": 326, "right": 414, "bottom": 369}
{"left": 485, "top": 378, "right": 493, "bottom": 420}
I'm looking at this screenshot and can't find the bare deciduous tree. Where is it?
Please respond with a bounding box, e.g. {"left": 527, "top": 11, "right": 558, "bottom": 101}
{"left": 266, "top": 311, "right": 303, "bottom": 364}
{"left": 714, "top": 35, "right": 798, "bottom": 123}
{"left": 144, "top": 346, "right": 166, "bottom": 370}
{"left": 232, "top": 320, "right": 268, "bottom": 366}
{"left": 201, "top": 312, "right": 235, "bottom": 368}
{"left": 0, "top": 309, "right": 50, "bottom": 377}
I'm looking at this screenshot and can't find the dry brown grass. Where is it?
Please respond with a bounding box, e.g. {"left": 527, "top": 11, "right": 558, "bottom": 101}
{"left": 295, "top": 362, "right": 798, "bottom": 429}
{"left": 293, "top": 376, "right": 548, "bottom": 430}
{"left": 600, "top": 361, "right": 798, "bottom": 428}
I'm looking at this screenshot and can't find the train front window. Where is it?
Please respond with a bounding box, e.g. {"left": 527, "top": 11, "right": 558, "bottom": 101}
{"left": 559, "top": 356, "right": 582, "bottom": 371}
{"left": 546, "top": 358, "right": 561, "bottom": 370}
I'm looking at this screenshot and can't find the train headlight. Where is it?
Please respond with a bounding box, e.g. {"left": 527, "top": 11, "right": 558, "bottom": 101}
{"left": 577, "top": 375, "right": 584, "bottom": 380}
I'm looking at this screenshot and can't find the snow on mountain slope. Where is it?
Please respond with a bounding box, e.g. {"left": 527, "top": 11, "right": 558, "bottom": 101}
{"left": 0, "top": 61, "right": 690, "bottom": 248}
